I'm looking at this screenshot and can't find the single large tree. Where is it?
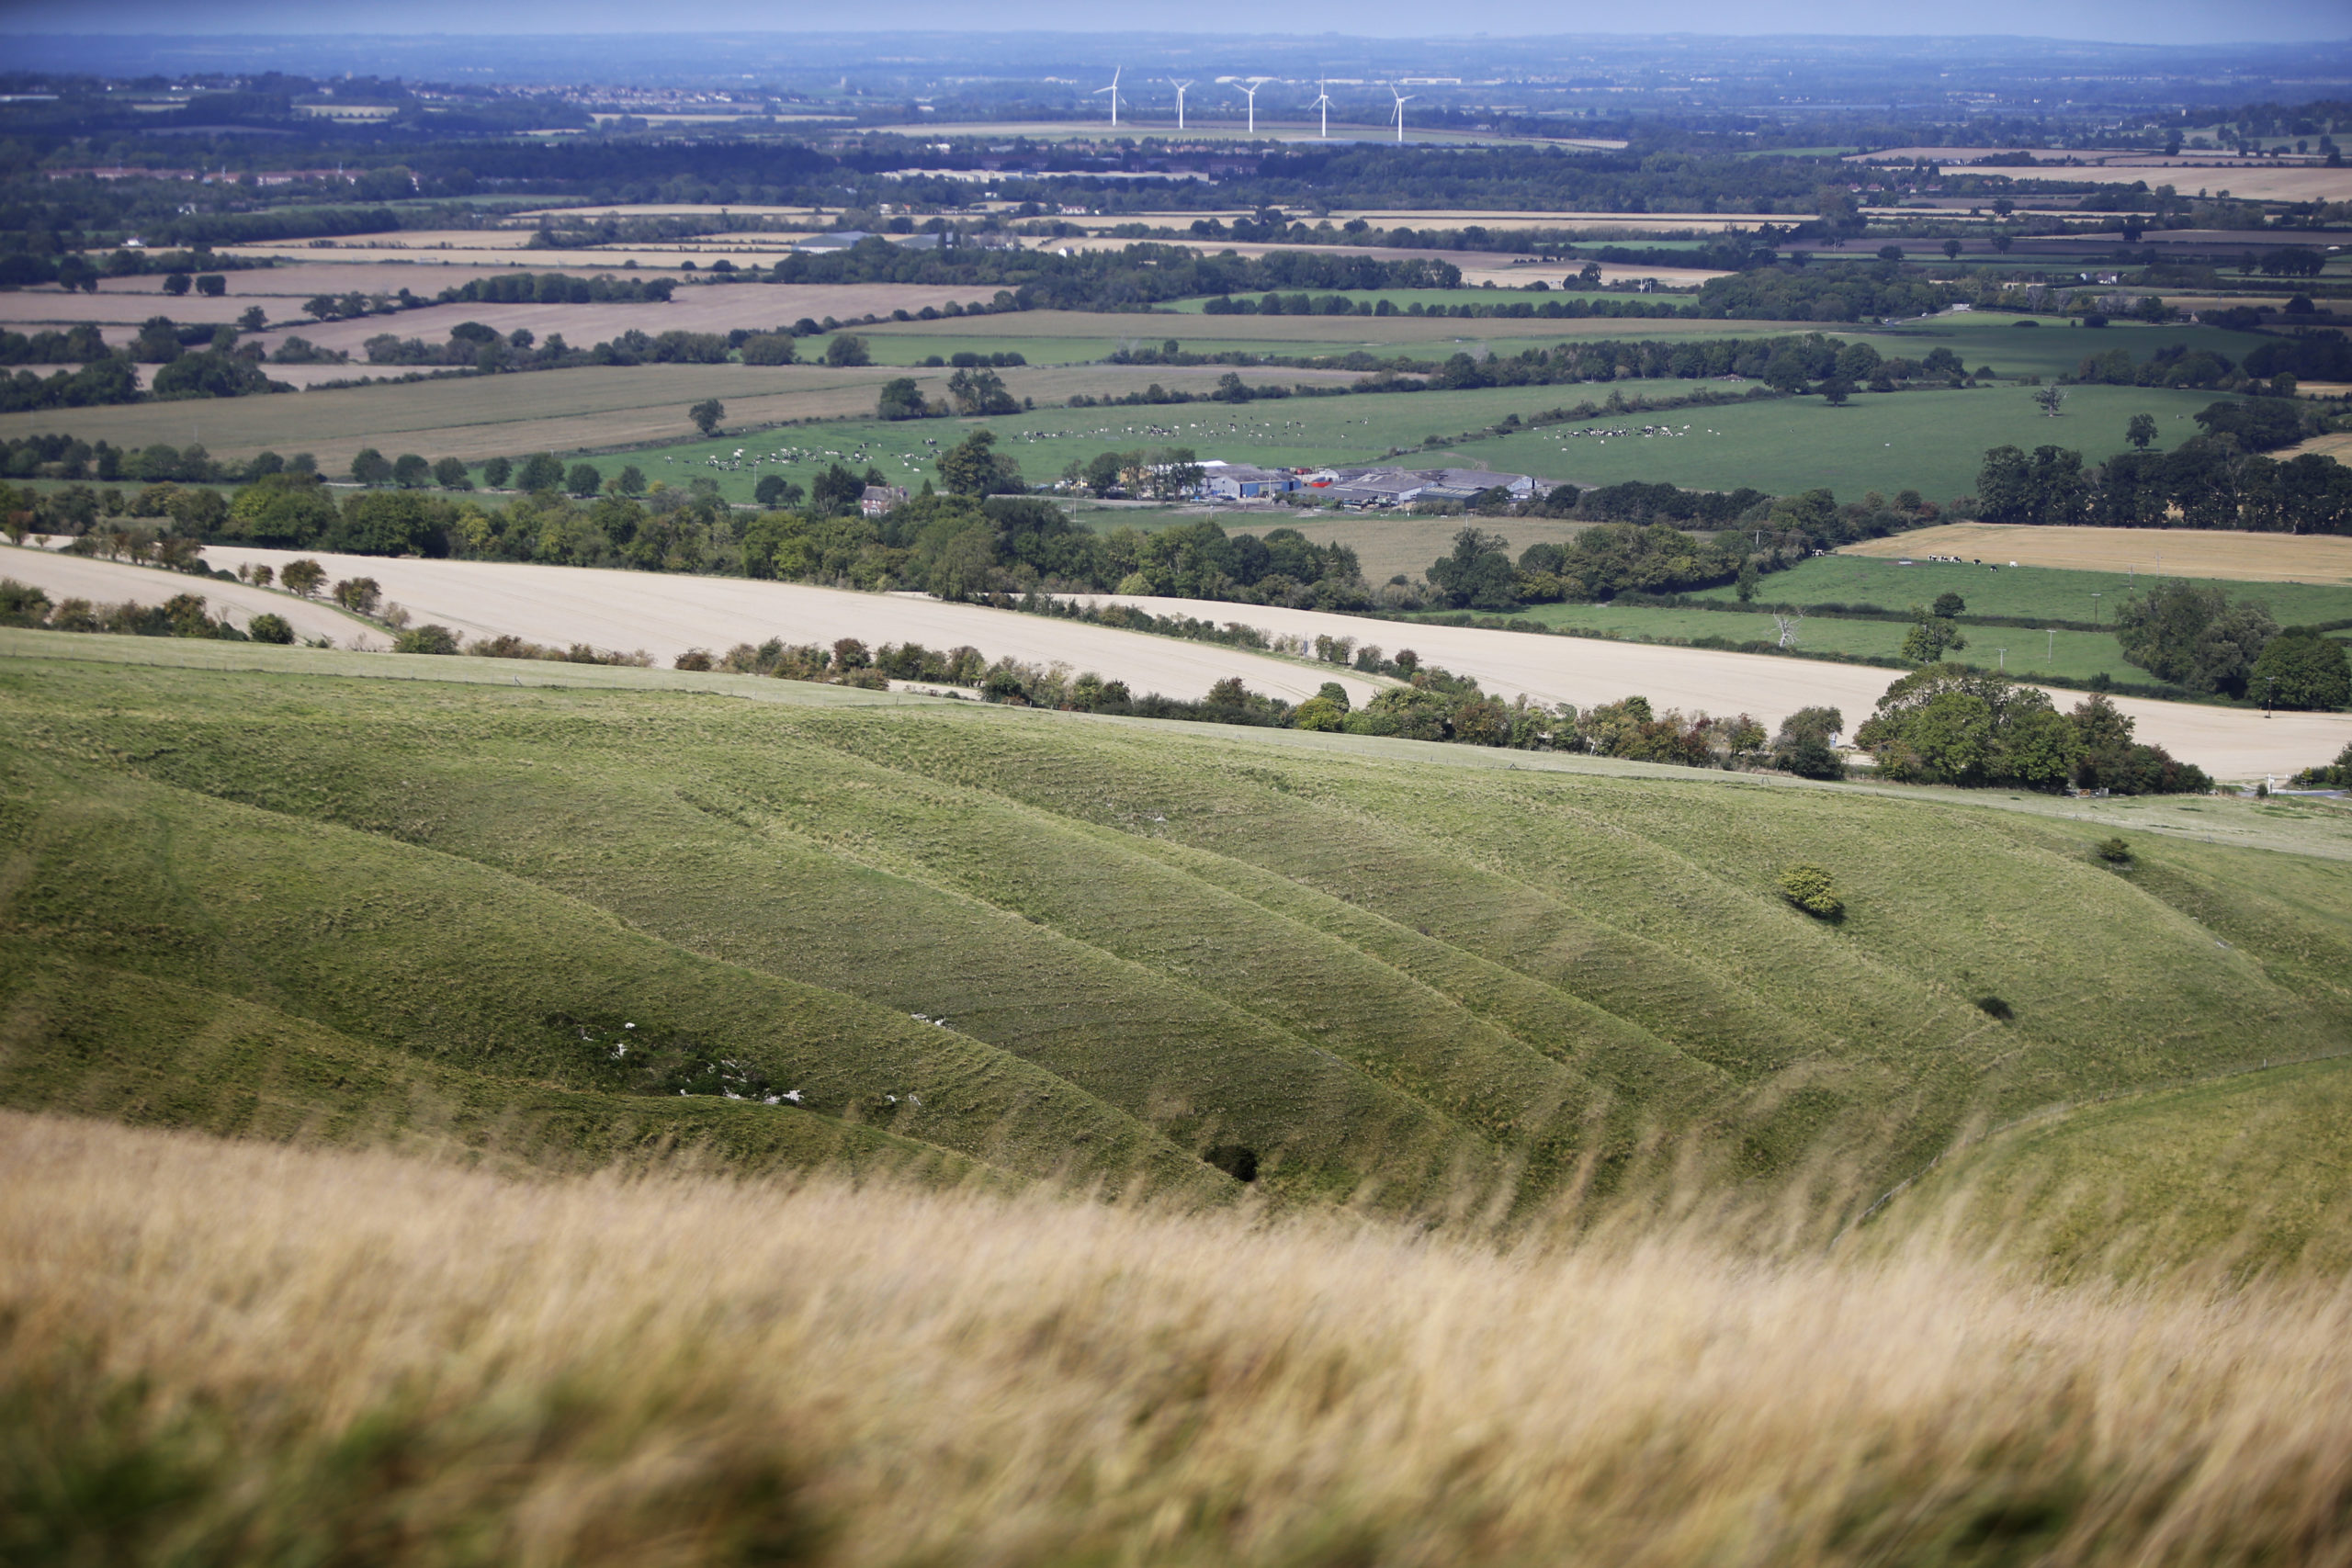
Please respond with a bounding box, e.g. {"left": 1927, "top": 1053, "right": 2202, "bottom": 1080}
{"left": 937, "top": 429, "right": 1022, "bottom": 497}
{"left": 689, "top": 399, "right": 725, "bottom": 437}
{"left": 946, "top": 366, "right": 1018, "bottom": 417}
{"left": 514, "top": 453, "right": 565, "bottom": 492}
{"left": 876, "top": 378, "right": 928, "bottom": 421}
{"left": 1426, "top": 526, "right": 1519, "bottom": 613}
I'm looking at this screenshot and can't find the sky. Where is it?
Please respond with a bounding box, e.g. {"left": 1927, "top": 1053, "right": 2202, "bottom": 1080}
{"left": 0, "top": 0, "right": 2345, "bottom": 45}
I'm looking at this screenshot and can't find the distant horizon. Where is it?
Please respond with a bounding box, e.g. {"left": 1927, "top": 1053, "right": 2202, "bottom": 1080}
{"left": 5, "top": 26, "right": 2350, "bottom": 45}
{"left": 0, "top": 5, "right": 2346, "bottom": 47}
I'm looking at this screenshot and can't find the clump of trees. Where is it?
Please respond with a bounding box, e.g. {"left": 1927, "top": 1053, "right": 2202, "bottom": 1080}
{"left": 1427, "top": 517, "right": 1764, "bottom": 613}
{"left": 1771, "top": 707, "right": 1847, "bottom": 779}
{"left": 2111, "top": 582, "right": 2278, "bottom": 696}
{"left": 1855, "top": 665, "right": 2210, "bottom": 793}
{"left": 2109, "top": 583, "right": 2350, "bottom": 709}
{"left": 0, "top": 578, "right": 256, "bottom": 641}
{"left": 2253, "top": 628, "right": 2352, "bottom": 712}
{"left": 1975, "top": 420, "right": 2352, "bottom": 535}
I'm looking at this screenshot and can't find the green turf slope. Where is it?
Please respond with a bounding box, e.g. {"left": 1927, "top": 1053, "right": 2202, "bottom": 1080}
{"left": 4, "top": 639, "right": 2349, "bottom": 1214}
{"left": 1888, "top": 1055, "right": 2352, "bottom": 1280}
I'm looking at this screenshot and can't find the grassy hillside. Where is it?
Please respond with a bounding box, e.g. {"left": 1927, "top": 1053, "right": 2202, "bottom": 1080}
{"left": 6, "top": 634, "right": 2352, "bottom": 1218}
{"left": 1888, "top": 1052, "right": 2352, "bottom": 1280}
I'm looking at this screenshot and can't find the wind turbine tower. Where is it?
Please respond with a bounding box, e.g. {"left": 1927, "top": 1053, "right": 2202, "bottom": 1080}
{"left": 1238, "top": 76, "right": 1271, "bottom": 134}
{"left": 1093, "top": 66, "right": 1123, "bottom": 129}
{"left": 1311, "top": 79, "right": 1332, "bottom": 139}
{"left": 1389, "top": 85, "right": 1414, "bottom": 144}
{"left": 1170, "top": 79, "right": 1195, "bottom": 131}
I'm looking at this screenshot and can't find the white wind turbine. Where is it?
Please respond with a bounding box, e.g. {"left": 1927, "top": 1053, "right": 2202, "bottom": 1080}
{"left": 1169, "top": 78, "right": 1196, "bottom": 131}
{"left": 1236, "top": 75, "right": 1272, "bottom": 134}
{"left": 1311, "top": 78, "right": 1332, "bottom": 139}
{"left": 1389, "top": 85, "right": 1414, "bottom": 144}
{"left": 1093, "top": 66, "right": 1123, "bottom": 129}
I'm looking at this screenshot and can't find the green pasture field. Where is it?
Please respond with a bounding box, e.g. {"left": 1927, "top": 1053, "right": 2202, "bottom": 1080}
{"left": 1482, "top": 601, "right": 2145, "bottom": 684}
{"left": 569, "top": 375, "right": 2246, "bottom": 508}
{"left": 535, "top": 382, "right": 1696, "bottom": 502}
{"left": 1856, "top": 317, "right": 2278, "bottom": 381}
{"left": 6, "top": 635, "right": 2351, "bottom": 1227}
{"left": 1477, "top": 382, "right": 2242, "bottom": 502}
{"left": 0, "top": 363, "right": 912, "bottom": 470}
{"left": 818, "top": 310, "right": 2269, "bottom": 381}
{"left": 1690, "top": 554, "right": 2352, "bottom": 627}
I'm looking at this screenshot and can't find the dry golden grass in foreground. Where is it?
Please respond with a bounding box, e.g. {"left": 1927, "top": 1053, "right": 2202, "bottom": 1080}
{"left": 7, "top": 1111, "right": 2352, "bottom": 1568}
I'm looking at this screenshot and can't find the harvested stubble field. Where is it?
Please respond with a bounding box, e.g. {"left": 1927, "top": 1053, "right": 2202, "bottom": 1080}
{"left": 2288, "top": 428, "right": 2352, "bottom": 467}
{"left": 0, "top": 547, "right": 362, "bottom": 644}
{"left": 1083, "top": 589, "right": 2352, "bottom": 777}
{"left": 1, "top": 261, "right": 646, "bottom": 318}
{"left": 864, "top": 307, "right": 1821, "bottom": 347}
{"left": 40, "top": 536, "right": 2324, "bottom": 775}
{"left": 1937, "top": 161, "right": 2352, "bottom": 204}
{"left": 1043, "top": 235, "right": 1730, "bottom": 288}
{"left": 16, "top": 1110, "right": 2352, "bottom": 1565}
{"left": 82, "top": 546, "right": 1383, "bottom": 704}
{"left": 1842, "top": 524, "right": 2352, "bottom": 586}
{"left": 243, "top": 283, "right": 1006, "bottom": 359}
{"left": 514, "top": 203, "right": 830, "bottom": 219}
{"left": 215, "top": 242, "right": 827, "bottom": 270}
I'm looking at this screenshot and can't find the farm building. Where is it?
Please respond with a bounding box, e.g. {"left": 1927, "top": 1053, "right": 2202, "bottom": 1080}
{"left": 1193, "top": 461, "right": 1302, "bottom": 501}
{"left": 859, "top": 484, "right": 910, "bottom": 518}
{"left": 1312, "top": 467, "right": 1538, "bottom": 509}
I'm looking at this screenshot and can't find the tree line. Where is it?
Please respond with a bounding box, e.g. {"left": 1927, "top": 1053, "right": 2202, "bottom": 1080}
{"left": 1975, "top": 419, "right": 2352, "bottom": 535}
